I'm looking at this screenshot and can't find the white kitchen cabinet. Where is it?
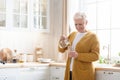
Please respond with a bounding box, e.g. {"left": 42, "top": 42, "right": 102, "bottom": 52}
{"left": 50, "top": 66, "right": 65, "bottom": 80}
{"left": 0, "top": 66, "right": 49, "bottom": 80}
{"left": 0, "top": 0, "right": 50, "bottom": 32}
{"left": 30, "top": 0, "right": 50, "bottom": 32}
{"left": 17, "top": 66, "right": 49, "bottom": 80}
{"left": 0, "top": 68, "right": 18, "bottom": 80}
{"left": 96, "top": 70, "right": 120, "bottom": 80}
{"left": 0, "top": 0, "right": 6, "bottom": 28}
{"left": 12, "top": 0, "right": 28, "bottom": 29}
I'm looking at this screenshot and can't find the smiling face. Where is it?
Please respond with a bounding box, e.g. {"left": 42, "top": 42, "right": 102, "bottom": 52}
{"left": 73, "top": 12, "right": 88, "bottom": 33}
{"left": 74, "top": 18, "right": 87, "bottom": 33}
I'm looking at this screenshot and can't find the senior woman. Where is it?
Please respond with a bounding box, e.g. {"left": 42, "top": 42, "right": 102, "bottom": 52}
{"left": 58, "top": 12, "right": 100, "bottom": 80}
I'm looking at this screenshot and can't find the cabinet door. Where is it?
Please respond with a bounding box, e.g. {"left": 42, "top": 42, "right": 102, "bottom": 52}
{"left": 0, "top": 0, "right": 50, "bottom": 32}
{"left": 0, "top": 0, "right": 6, "bottom": 28}
{"left": 96, "top": 70, "right": 120, "bottom": 80}
{"left": 36, "top": 66, "right": 49, "bottom": 80}
{"left": 50, "top": 66, "right": 65, "bottom": 80}
{"left": 12, "top": 0, "right": 28, "bottom": 29}
{"left": 31, "top": 0, "right": 49, "bottom": 32}
{"left": 0, "top": 68, "right": 18, "bottom": 80}
{"left": 17, "top": 67, "right": 49, "bottom": 80}
{"left": 17, "top": 68, "right": 37, "bottom": 80}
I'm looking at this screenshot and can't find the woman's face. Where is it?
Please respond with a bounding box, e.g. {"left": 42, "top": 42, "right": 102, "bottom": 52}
{"left": 74, "top": 18, "right": 87, "bottom": 33}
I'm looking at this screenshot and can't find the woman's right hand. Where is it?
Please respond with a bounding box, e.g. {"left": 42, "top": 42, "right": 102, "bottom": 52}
{"left": 59, "top": 35, "right": 69, "bottom": 48}
{"left": 59, "top": 35, "right": 67, "bottom": 41}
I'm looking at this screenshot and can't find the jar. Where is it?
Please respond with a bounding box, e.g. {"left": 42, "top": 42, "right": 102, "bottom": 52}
{"left": 19, "top": 53, "right": 27, "bottom": 63}
{"left": 27, "top": 54, "right": 33, "bottom": 62}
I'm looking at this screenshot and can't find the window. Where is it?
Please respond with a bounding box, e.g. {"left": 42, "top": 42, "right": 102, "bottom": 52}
{"left": 69, "top": 0, "right": 120, "bottom": 62}
{"left": 84, "top": 0, "right": 120, "bottom": 60}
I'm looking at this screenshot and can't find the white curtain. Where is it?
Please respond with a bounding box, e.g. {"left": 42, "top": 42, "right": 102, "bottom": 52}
{"left": 62, "top": 0, "right": 68, "bottom": 36}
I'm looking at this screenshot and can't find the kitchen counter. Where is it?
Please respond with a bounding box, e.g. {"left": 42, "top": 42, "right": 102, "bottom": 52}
{"left": 0, "top": 62, "right": 49, "bottom": 68}
{"left": 0, "top": 62, "right": 120, "bottom": 71}
{"left": 50, "top": 63, "right": 120, "bottom": 71}
{"left": 0, "top": 62, "right": 66, "bottom": 68}
{"left": 49, "top": 62, "right": 66, "bottom": 67}
{"left": 95, "top": 63, "right": 120, "bottom": 71}
{"left": 50, "top": 62, "right": 120, "bottom": 71}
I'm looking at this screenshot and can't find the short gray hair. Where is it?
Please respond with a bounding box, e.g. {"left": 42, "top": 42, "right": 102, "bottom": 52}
{"left": 73, "top": 12, "right": 87, "bottom": 20}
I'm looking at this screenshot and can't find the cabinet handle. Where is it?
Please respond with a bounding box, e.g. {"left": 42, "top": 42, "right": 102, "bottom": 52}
{"left": 108, "top": 72, "right": 113, "bottom": 74}
{"left": 56, "top": 67, "right": 60, "bottom": 69}
{"left": 103, "top": 71, "right": 113, "bottom": 74}
{"left": 56, "top": 77, "right": 59, "bottom": 79}
{"left": 4, "top": 77, "right": 7, "bottom": 80}
{"left": 103, "top": 72, "right": 106, "bottom": 74}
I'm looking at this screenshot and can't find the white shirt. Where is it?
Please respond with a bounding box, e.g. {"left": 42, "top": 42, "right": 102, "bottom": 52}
{"left": 70, "top": 32, "right": 87, "bottom": 71}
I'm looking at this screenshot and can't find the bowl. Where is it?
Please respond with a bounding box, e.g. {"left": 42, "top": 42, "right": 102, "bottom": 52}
{"left": 38, "top": 58, "right": 52, "bottom": 63}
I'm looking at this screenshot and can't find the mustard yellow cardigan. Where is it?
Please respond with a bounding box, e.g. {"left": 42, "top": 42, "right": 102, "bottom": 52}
{"left": 58, "top": 31, "right": 100, "bottom": 80}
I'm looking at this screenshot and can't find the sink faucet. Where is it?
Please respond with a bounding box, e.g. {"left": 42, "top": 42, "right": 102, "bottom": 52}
{"left": 103, "top": 44, "right": 111, "bottom": 64}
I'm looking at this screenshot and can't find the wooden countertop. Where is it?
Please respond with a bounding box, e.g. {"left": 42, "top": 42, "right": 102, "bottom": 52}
{"left": 0, "top": 62, "right": 49, "bottom": 68}
{"left": 0, "top": 62, "right": 66, "bottom": 68}
{"left": 49, "top": 62, "right": 66, "bottom": 67}
{"left": 0, "top": 62, "right": 120, "bottom": 71}
{"left": 95, "top": 63, "right": 120, "bottom": 71}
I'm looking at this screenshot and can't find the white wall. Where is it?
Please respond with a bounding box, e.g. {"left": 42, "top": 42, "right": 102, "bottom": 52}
{"left": 0, "top": 0, "right": 63, "bottom": 61}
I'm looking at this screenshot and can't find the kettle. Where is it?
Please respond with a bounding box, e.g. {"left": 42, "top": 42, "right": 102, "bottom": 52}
{"left": 0, "top": 48, "right": 12, "bottom": 63}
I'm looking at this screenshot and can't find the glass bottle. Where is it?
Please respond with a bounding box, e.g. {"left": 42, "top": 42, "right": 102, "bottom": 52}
{"left": 59, "top": 39, "right": 71, "bottom": 48}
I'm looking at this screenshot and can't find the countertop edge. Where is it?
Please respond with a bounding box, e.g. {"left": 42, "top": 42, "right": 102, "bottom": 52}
{"left": 1, "top": 62, "right": 120, "bottom": 71}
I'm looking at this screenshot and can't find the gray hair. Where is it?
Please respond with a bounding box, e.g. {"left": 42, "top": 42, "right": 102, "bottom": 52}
{"left": 73, "top": 12, "right": 87, "bottom": 20}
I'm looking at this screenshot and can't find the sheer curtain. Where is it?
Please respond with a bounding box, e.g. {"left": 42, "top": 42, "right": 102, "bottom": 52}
{"left": 62, "top": 0, "right": 68, "bottom": 35}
